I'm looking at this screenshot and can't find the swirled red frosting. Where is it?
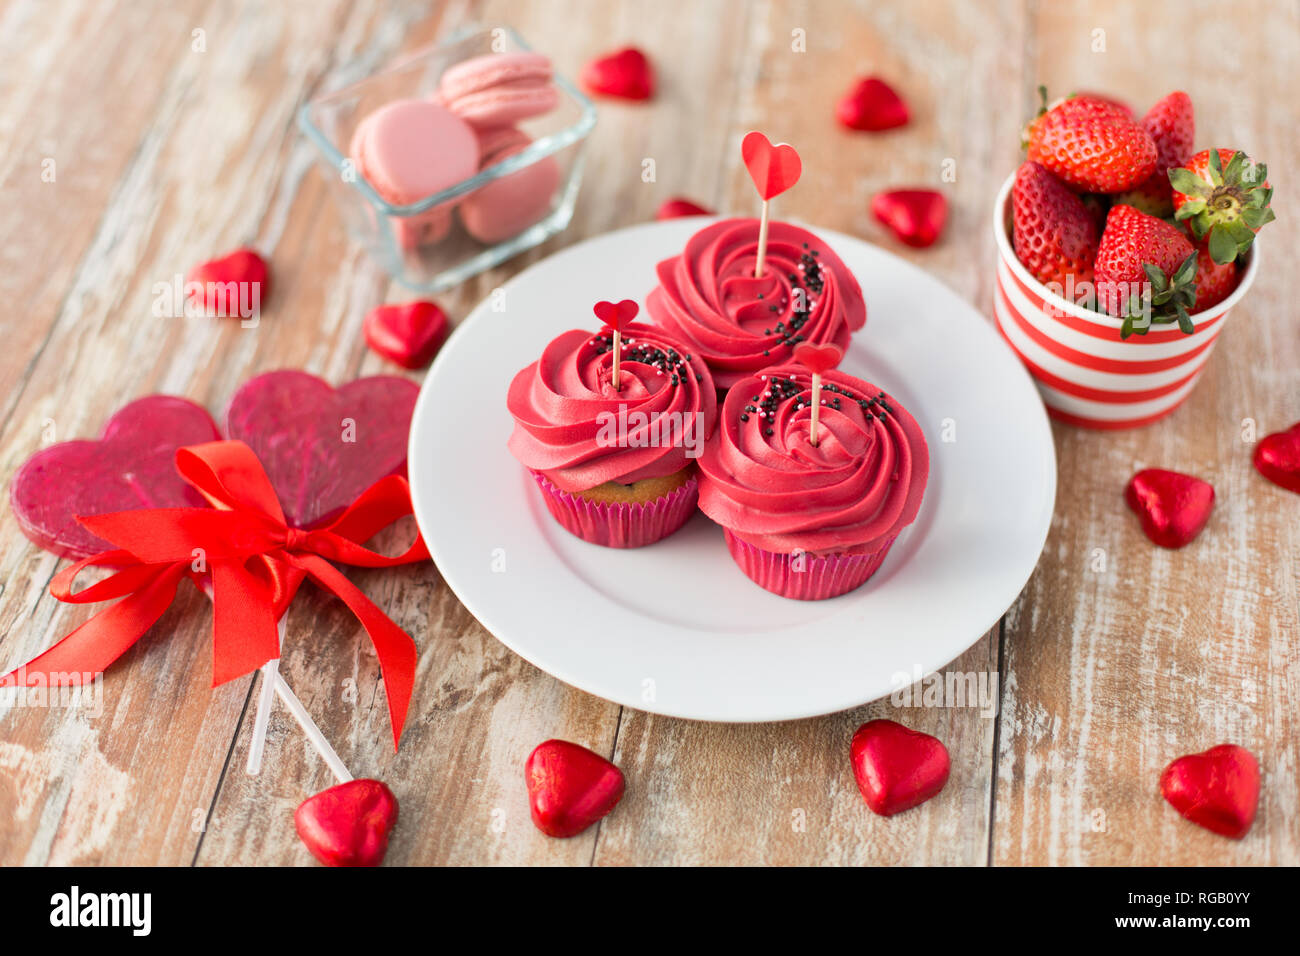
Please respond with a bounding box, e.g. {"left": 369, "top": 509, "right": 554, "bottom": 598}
{"left": 508, "top": 321, "right": 718, "bottom": 492}
{"left": 697, "top": 366, "right": 928, "bottom": 554}
{"left": 646, "top": 218, "right": 867, "bottom": 388}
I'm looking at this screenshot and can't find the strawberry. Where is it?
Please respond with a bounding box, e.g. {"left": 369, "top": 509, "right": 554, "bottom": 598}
{"left": 1190, "top": 238, "right": 1240, "bottom": 312}
{"left": 1079, "top": 193, "right": 1110, "bottom": 233}
{"left": 1025, "top": 90, "right": 1158, "bottom": 192}
{"left": 1094, "top": 204, "right": 1197, "bottom": 337}
{"left": 1171, "top": 148, "right": 1274, "bottom": 264}
{"left": 1012, "top": 161, "right": 1098, "bottom": 296}
{"left": 1075, "top": 91, "right": 1135, "bottom": 119}
{"left": 1113, "top": 91, "right": 1195, "bottom": 217}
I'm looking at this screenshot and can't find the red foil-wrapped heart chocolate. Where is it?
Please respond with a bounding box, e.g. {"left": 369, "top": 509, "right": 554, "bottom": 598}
{"left": 525, "top": 739, "right": 625, "bottom": 837}
{"left": 581, "top": 46, "right": 655, "bottom": 101}
{"left": 225, "top": 370, "right": 419, "bottom": 529}
{"left": 1125, "top": 468, "right": 1215, "bottom": 548}
{"left": 187, "top": 248, "right": 271, "bottom": 317}
{"left": 295, "top": 778, "right": 399, "bottom": 866}
{"left": 871, "top": 190, "right": 948, "bottom": 248}
{"left": 655, "top": 197, "right": 712, "bottom": 220}
{"left": 364, "top": 301, "right": 449, "bottom": 370}
{"left": 1253, "top": 422, "right": 1300, "bottom": 494}
{"left": 1160, "top": 744, "right": 1260, "bottom": 839}
{"left": 850, "top": 719, "right": 951, "bottom": 816}
{"left": 10, "top": 396, "right": 222, "bottom": 558}
{"left": 836, "top": 76, "right": 909, "bottom": 132}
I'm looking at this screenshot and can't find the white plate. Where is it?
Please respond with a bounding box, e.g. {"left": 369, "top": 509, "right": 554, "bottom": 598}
{"left": 408, "top": 219, "right": 1055, "bottom": 722}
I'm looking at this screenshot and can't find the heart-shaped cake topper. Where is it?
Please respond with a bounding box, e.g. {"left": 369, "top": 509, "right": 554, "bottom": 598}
{"left": 10, "top": 395, "right": 222, "bottom": 559}
{"left": 741, "top": 131, "right": 802, "bottom": 200}
{"left": 791, "top": 343, "right": 844, "bottom": 447}
{"left": 792, "top": 342, "right": 844, "bottom": 376}
{"left": 592, "top": 299, "right": 639, "bottom": 333}
{"left": 593, "top": 301, "right": 638, "bottom": 392}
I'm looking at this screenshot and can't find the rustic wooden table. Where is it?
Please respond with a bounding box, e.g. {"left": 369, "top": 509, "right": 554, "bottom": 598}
{"left": 0, "top": 0, "right": 1296, "bottom": 866}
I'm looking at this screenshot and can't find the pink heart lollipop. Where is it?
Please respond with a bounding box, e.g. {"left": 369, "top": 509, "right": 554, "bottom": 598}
{"left": 10, "top": 396, "right": 222, "bottom": 558}
{"left": 224, "top": 370, "right": 420, "bottom": 530}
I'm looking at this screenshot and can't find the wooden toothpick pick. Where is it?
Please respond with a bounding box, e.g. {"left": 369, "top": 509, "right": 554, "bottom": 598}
{"left": 612, "top": 329, "right": 622, "bottom": 390}
{"left": 809, "top": 371, "right": 822, "bottom": 446}
{"left": 754, "top": 199, "right": 771, "bottom": 278}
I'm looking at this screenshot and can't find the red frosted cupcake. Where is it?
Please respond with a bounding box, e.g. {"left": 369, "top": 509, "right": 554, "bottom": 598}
{"left": 508, "top": 320, "right": 717, "bottom": 547}
{"left": 646, "top": 218, "right": 867, "bottom": 390}
{"left": 697, "top": 366, "right": 928, "bottom": 599}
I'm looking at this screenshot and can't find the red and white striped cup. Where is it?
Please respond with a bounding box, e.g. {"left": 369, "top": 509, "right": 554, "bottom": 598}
{"left": 992, "top": 173, "right": 1258, "bottom": 430}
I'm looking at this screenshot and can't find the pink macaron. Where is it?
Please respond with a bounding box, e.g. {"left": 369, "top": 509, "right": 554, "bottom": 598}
{"left": 349, "top": 98, "right": 478, "bottom": 249}
{"left": 437, "top": 52, "right": 558, "bottom": 129}
{"left": 459, "top": 127, "right": 561, "bottom": 243}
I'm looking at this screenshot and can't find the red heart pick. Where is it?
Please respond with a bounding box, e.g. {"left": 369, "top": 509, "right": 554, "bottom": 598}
{"left": 363, "top": 300, "right": 449, "bottom": 370}
{"left": 592, "top": 299, "right": 639, "bottom": 333}
{"left": 871, "top": 189, "right": 948, "bottom": 248}
{"left": 581, "top": 46, "right": 654, "bottom": 101}
{"left": 186, "top": 248, "right": 270, "bottom": 317}
{"left": 225, "top": 370, "right": 419, "bottom": 529}
{"left": 1253, "top": 422, "right": 1300, "bottom": 494}
{"left": 836, "top": 76, "right": 909, "bottom": 132}
{"left": 526, "top": 739, "right": 625, "bottom": 837}
{"left": 295, "top": 779, "right": 399, "bottom": 866}
{"left": 792, "top": 342, "right": 844, "bottom": 376}
{"left": 1125, "top": 468, "right": 1215, "bottom": 549}
{"left": 1160, "top": 744, "right": 1260, "bottom": 839}
{"left": 850, "top": 719, "right": 950, "bottom": 817}
{"left": 741, "top": 131, "right": 802, "bottom": 201}
{"left": 10, "top": 396, "right": 222, "bottom": 559}
{"left": 656, "top": 197, "right": 713, "bottom": 220}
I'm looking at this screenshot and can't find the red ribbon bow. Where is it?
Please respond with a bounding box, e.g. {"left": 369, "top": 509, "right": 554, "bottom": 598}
{"left": 0, "top": 440, "right": 428, "bottom": 749}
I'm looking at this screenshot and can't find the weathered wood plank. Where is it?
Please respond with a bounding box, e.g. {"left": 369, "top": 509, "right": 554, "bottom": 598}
{"left": 0, "top": 0, "right": 378, "bottom": 865}
{"left": 993, "top": 0, "right": 1300, "bottom": 865}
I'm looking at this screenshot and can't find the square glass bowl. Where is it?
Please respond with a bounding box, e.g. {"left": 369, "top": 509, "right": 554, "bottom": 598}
{"left": 299, "top": 26, "right": 596, "bottom": 291}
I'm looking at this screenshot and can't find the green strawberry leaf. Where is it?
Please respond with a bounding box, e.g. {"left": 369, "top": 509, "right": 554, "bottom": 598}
{"left": 1176, "top": 304, "right": 1194, "bottom": 335}
{"left": 1172, "top": 252, "right": 1198, "bottom": 287}
{"left": 1242, "top": 206, "right": 1269, "bottom": 230}
{"left": 1169, "top": 168, "right": 1211, "bottom": 198}
{"left": 1223, "top": 151, "right": 1246, "bottom": 183}
{"left": 1207, "top": 149, "right": 1225, "bottom": 186}
{"left": 1120, "top": 314, "right": 1135, "bottom": 339}
{"left": 1143, "top": 263, "right": 1169, "bottom": 293}
{"left": 1208, "top": 225, "right": 1238, "bottom": 264}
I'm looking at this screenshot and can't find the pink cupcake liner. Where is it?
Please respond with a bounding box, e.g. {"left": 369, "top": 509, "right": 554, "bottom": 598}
{"left": 724, "top": 531, "right": 898, "bottom": 600}
{"left": 531, "top": 471, "right": 699, "bottom": 548}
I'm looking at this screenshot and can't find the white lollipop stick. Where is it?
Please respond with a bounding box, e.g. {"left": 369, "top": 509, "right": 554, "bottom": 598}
{"left": 197, "top": 581, "right": 350, "bottom": 782}
{"left": 271, "top": 675, "right": 353, "bottom": 784}
{"left": 244, "top": 620, "right": 283, "bottom": 776}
